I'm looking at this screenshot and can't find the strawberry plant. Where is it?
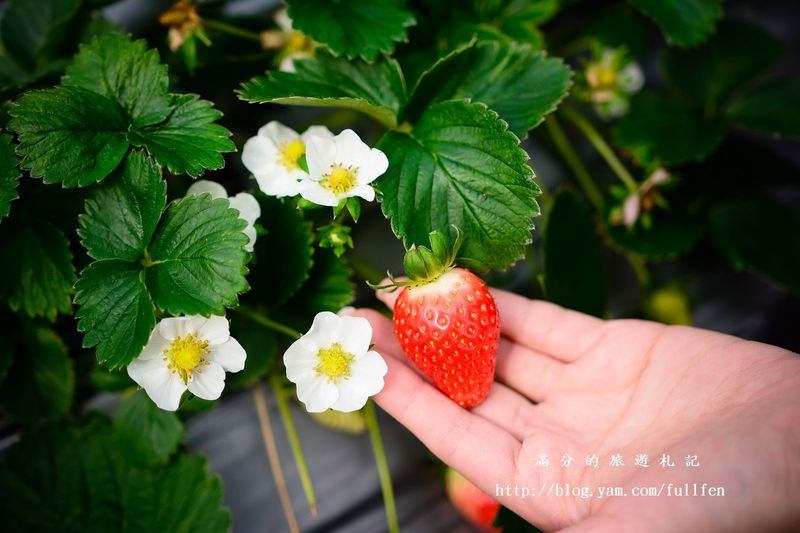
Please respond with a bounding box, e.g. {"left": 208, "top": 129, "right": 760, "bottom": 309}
{"left": 0, "top": 0, "right": 798, "bottom": 532}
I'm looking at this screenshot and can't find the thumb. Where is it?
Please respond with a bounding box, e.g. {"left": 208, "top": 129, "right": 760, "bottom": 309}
{"left": 375, "top": 277, "right": 406, "bottom": 311}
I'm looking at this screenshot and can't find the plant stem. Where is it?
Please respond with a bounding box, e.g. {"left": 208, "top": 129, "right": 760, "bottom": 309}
{"left": 346, "top": 254, "right": 385, "bottom": 285}
{"left": 253, "top": 386, "right": 300, "bottom": 533}
{"left": 545, "top": 115, "right": 604, "bottom": 210}
{"left": 270, "top": 374, "right": 318, "bottom": 516}
{"left": 364, "top": 400, "right": 399, "bottom": 533}
{"left": 234, "top": 306, "right": 302, "bottom": 340}
{"left": 561, "top": 106, "right": 638, "bottom": 192}
{"left": 202, "top": 18, "right": 262, "bottom": 43}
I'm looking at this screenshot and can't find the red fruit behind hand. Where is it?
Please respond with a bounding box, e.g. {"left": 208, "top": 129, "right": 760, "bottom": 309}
{"left": 445, "top": 467, "right": 501, "bottom": 532}
{"left": 393, "top": 266, "right": 499, "bottom": 408}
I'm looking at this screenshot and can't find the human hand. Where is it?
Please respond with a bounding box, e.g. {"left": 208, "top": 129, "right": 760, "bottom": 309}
{"left": 351, "top": 288, "right": 800, "bottom": 532}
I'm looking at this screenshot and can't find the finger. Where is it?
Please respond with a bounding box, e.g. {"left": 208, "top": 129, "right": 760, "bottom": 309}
{"left": 375, "top": 277, "right": 404, "bottom": 310}
{"left": 345, "top": 308, "right": 404, "bottom": 361}
{"left": 490, "top": 289, "right": 607, "bottom": 362}
{"left": 471, "top": 382, "right": 536, "bottom": 440}
{"left": 495, "top": 338, "right": 566, "bottom": 402}
{"left": 374, "top": 355, "right": 521, "bottom": 490}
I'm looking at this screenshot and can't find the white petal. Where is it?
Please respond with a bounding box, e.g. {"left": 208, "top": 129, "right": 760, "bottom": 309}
{"left": 138, "top": 328, "right": 170, "bottom": 360}
{"left": 337, "top": 315, "right": 372, "bottom": 355}
{"left": 198, "top": 315, "right": 230, "bottom": 345}
{"left": 258, "top": 121, "right": 300, "bottom": 145}
{"left": 350, "top": 183, "right": 375, "bottom": 202}
{"left": 254, "top": 171, "right": 302, "bottom": 198}
{"left": 284, "top": 338, "right": 320, "bottom": 383}
{"left": 243, "top": 223, "right": 257, "bottom": 252}
{"left": 334, "top": 129, "right": 372, "bottom": 168}
{"left": 128, "top": 357, "right": 186, "bottom": 411}
{"left": 279, "top": 56, "right": 297, "bottom": 73}
{"left": 357, "top": 148, "right": 389, "bottom": 184}
{"left": 622, "top": 194, "right": 641, "bottom": 228}
{"left": 229, "top": 192, "right": 261, "bottom": 224}
{"left": 301, "top": 125, "right": 334, "bottom": 143}
{"left": 299, "top": 179, "right": 339, "bottom": 206}
{"left": 209, "top": 337, "right": 246, "bottom": 373}
{"left": 187, "top": 362, "right": 226, "bottom": 400}
{"left": 331, "top": 351, "right": 387, "bottom": 412}
{"left": 274, "top": 8, "right": 293, "bottom": 32}
{"left": 186, "top": 180, "right": 227, "bottom": 199}
{"left": 305, "top": 135, "right": 337, "bottom": 179}
{"left": 242, "top": 136, "right": 279, "bottom": 176}
{"left": 158, "top": 316, "right": 208, "bottom": 340}
{"left": 295, "top": 375, "right": 339, "bottom": 413}
{"left": 304, "top": 311, "right": 344, "bottom": 345}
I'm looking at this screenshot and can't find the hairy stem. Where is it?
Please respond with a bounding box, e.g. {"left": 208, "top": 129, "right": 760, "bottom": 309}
{"left": 234, "top": 306, "right": 302, "bottom": 340}
{"left": 545, "top": 115, "right": 604, "bottom": 210}
{"left": 364, "top": 400, "right": 399, "bottom": 533}
{"left": 561, "top": 106, "right": 638, "bottom": 192}
{"left": 270, "top": 374, "right": 318, "bottom": 516}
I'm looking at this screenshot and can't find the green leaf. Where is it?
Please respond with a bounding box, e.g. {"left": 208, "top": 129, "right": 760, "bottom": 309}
{"left": 0, "top": 0, "right": 82, "bottom": 71}
{"left": 0, "top": 325, "right": 73, "bottom": 424}
{"left": 285, "top": 249, "right": 355, "bottom": 315}
{"left": 238, "top": 51, "right": 406, "bottom": 128}
{"left": 709, "top": 197, "right": 800, "bottom": 295}
{"left": 9, "top": 86, "right": 129, "bottom": 187}
{"left": 586, "top": 9, "right": 650, "bottom": 58}
{"left": 725, "top": 77, "right": 800, "bottom": 140}
{"left": 377, "top": 99, "right": 539, "bottom": 271}
{"left": 286, "top": 0, "right": 415, "bottom": 61}
{"left": 115, "top": 390, "right": 185, "bottom": 467}
{"left": 0, "top": 416, "right": 230, "bottom": 532}
{"left": 544, "top": 190, "right": 606, "bottom": 317}
{"left": 74, "top": 260, "right": 155, "bottom": 369}
{"left": 63, "top": 33, "right": 171, "bottom": 127}
{"left": 248, "top": 197, "right": 314, "bottom": 309}
{"left": 661, "top": 21, "right": 782, "bottom": 112}
{"left": 0, "top": 220, "right": 75, "bottom": 320}
{"left": 0, "top": 133, "right": 19, "bottom": 219}
{"left": 228, "top": 318, "right": 276, "bottom": 388}
{"left": 627, "top": 0, "right": 722, "bottom": 47}
{"left": 129, "top": 93, "right": 235, "bottom": 177}
{"left": 403, "top": 41, "right": 572, "bottom": 137}
{"left": 606, "top": 209, "right": 702, "bottom": 259}
{"left": 146, "top": 194, "right": 249, "bottom": 316}
{"left": 78, "top": 150, "right": 166, "bottom": 261}
{"left": 91, "top": 364, "right": 134, "bottom": 391}
{"left": 614, "top": 92, "right": 725, "bottom": 166}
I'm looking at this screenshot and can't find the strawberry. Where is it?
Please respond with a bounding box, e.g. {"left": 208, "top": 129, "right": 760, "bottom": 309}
{"left": 445, "top": 467, "right": 501, "bottom": 532}
{"left": 386, "top": 230, "right": 499, "bottom": 408}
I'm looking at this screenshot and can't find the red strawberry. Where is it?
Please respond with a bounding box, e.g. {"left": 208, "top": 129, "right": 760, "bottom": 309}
{"left": 387, "top": 231, "right": 499, "bottom": 408}
{"left": 445, "top": 467, "right": 501, "bottom": 532}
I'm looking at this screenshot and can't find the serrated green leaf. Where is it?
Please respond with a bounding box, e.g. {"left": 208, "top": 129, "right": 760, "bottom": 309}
{"left": 628, "top": 0, "right": 722, "bottom": 47}
{"left": 544, "top": 190, "right": 606, "bottom": 317}
{"left": 286, "top": 0, "right": 415, "bottom": 61}
{"left": 0, "top": 220, "right": 75, "bottom": 320}
{"left": 0, "top": 0, "right": 82, "bottom": 72}
{"left": 725, "top": 77, "right": 800, "bottom": 140}
{"left": 614, "top": 92, "right": 725, "bottom": 166}
{"left": 662, "top": 21, "right": 782, "bottom": 112}
{"left": 238, "top": 50, "right": 406, "bottom": 127}
{"left": 115, "top": 390, "right": 185, "bottom": 466}
{"left": 9, "top": 86, "right": 129, "bottom": 186}
{"left": 78, "top": 150, "right": 165, "bottom": 261}
{"left": 129, "top": 93, "right": 235, "bottom": 177}
{"left": 248, "top": 197, "right": 314, "bottom": 309}
{"left": 285, "top": 249, "right": 354, "bottom": 315}
{"left": 0, "top": 325, "right": 73, "bottom": 424}
{"left": 0, "top": 416, "right": 230, "bottom": 532}
{"left": 75, "top": 260, "right": 155, "bottom": 368}
{"left": 0, "top": 133, "right": 19, "bottom": 219}
{"left": 228, "top": 318, "right": 276, "bottom": 388}
{"left": 377, "top": 99, "right": 539, "bottom": 271}
{"left": 404, "top": 41, "right": 571, "bottom": 137}
{"left": 146, "top": 194, "right": 249, "bottom": 315}
{"left": 709, "top": 197, "right": 800, "bottom": 295}
{"left": 63, "top": 33, "right": 171, "bottom": 127}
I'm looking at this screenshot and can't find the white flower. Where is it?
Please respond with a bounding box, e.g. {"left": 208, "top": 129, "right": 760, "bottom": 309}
{"left": 128, "top": 316, "right": 246, "bottom": 411}
{"left": 186, "top": 180, "right": 260, "bottom": 252}
{"left": 284, "top": 311, "right": 388, "bottom": 413}
{"left": 272, "top": 8, "right": 314, "bottom": 72}
{"left": 300, "top": 129, "right": 388, "bottom": 207}
{"left": 242, "top": 122, "right": 333, "bottom": 198}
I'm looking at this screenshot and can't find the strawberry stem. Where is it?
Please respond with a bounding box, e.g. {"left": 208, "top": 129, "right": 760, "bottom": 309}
{"left": 364, "top": 400, "right": 399, "bottom": 533}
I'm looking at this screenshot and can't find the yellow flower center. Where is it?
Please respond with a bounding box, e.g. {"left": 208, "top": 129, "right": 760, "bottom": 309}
{"left": 321, "top": 165, "right": 358, "bottom": 195}
{"left": 163, "top": 333, "right": 210, "bottom": 383}
{"left": 314, "top": 343, "right": 354, "bottom": 383}
{"left": 286, "top": 31, "right": 314, "bottom": 54}
{"left": 277, "top": 139, "right": 306, "bottom": 171}
{"left": 586, "top": 63, "right": 617, "bottom": 91}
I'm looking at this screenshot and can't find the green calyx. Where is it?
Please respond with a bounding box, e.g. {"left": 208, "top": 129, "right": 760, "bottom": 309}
{"left": 372, "top": 228, "right": 463, "bottom": 290}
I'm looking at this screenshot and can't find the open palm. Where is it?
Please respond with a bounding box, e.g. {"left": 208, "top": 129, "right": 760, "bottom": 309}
{"left": 353, "top": 289, "right": 800, "bottom": 532}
